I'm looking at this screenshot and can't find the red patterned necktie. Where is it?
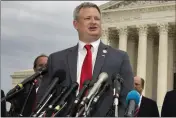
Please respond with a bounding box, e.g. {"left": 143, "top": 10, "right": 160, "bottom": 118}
{"left": 79, "top": 44, "right": 92, "bottom": 90}
{"left": 134, "top": 106, "right": 139, "bottom": 117}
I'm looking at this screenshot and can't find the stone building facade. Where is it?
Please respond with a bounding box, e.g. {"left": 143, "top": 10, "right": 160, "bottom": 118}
{"left": 99, "top": 1, "right": 176, "bottom": 112}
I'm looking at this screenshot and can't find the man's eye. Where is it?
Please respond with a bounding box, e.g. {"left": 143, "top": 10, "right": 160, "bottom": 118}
{"left": 95, "top": 17, "right": 100, "bottom": 20}
{"left": 85, "top": 18, "right": 90, "bottom": 20}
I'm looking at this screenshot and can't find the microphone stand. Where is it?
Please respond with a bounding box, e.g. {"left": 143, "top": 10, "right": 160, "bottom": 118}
{"left": 32, "top": 89, "right": 56, "bottom": 117}
{"left": 1, "top": 88, "right": 25, "bottom": 102}
{"left": 76, "top": 104, "right": 86, "bottom": 117}
{"left": 113, "top": 96, "right": 119, "bottom": 117}
{"left": 84, "top": 91, "right": 98, "bottom": 117}
{"left": 52, "top": 102, "right": 68, "bottom": 117}
{"left": 19, "top": 81, "right": 36, "bottom": 117}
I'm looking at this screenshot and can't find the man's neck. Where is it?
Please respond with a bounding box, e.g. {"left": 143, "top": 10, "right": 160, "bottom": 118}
{"left": 79, "top": 35, "right": 100, "bottom": 44}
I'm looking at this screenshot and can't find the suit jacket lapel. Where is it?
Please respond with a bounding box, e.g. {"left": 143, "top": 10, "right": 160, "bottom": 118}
{"left": 67, "top": 44, "right": 78, "bottom": 82}
{"left": 92, "top": 42, "right": 109, "bottom": 81}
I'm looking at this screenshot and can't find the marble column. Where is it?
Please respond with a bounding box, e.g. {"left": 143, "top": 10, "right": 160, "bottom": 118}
{"left": 118, "top": 26, "right": 128, "bottom": 51}
{"left": 136, "top": 24, "right": 148, "bottom": 95}
{"left": 157, "top": 22, "right": 169, "bottom": 112}
{"left": 146, "top": 36, "right": 154, "bottom": 99}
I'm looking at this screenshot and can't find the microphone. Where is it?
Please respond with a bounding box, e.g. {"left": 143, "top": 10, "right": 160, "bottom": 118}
{"left": 112, "top": 73, "right": 124, "bottom": 117}
{"left": 68, "top": 80, "right": 91, "bottom": 117}
{"left": 112, "top": 73, "right": 124, "bottom": 98}
{"left": 78, "top": 72, "right": 109, "bottom": 112}
{"left": 92, "top": 82, "right": 110, "bottom": 106}
{"left": 6, "top": 67, "right": 47, "bottom": 100}
{"left": 124, "top": 90, "right": 140, "bottom": 117}
{"left": 51, "top": 82, "right": 79, "bottom": 117}
{"left": 32, "top": 69, "right": 66, "bottom": 115}
{"left": 36, "top": 86, "right": 68, "bottom": 117}
{"left": 48, "top": 86, "right": 68, "bottom": 109}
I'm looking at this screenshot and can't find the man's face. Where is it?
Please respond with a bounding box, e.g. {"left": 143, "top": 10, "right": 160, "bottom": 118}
{"left": 35, "top": 57, "right": 48, "bottom": 72}
{"left": 73, "top": 7, "right": 101, "bottom": 40}
{"left": 134, "top": 77, "right": 143, "bottom": 94}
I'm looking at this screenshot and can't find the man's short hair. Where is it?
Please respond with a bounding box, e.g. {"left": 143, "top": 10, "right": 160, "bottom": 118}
{"left": 141, "top": 78, "right": 145, "bottom": 89}
{"left": 33, "top": 54, "right": 48, "bottom": 69}
{"left": 73, "top": 2, "right": 101, "bottom": 20}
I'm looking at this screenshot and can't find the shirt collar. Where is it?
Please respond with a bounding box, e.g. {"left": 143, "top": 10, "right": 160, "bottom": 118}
{"left": 138, "top": 95, "right": 143, "bottom": 107}
{"left": 78, "top": 39, "right": 100, "bottom": 52}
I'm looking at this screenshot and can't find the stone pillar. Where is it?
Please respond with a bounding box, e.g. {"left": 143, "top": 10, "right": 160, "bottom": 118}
{"left": 101, "top": 27, "right": 109, "bottom": 45}
{"left": 136, "top": 24, "right": 148, "bottom": 95}
{"left": 127, "top": 37, "right": 138, "bottom": 75}
{"left": 157, "top": 23, "right": 169, "bottom": 112}
{"left": 146, "top": 36, "right": 154, "bottom": 99}
{"left": 168, "top": 36, "right": 174, "bottom": 91}
{"left": 118, "top": 26, "right": 128, "bottom": 51}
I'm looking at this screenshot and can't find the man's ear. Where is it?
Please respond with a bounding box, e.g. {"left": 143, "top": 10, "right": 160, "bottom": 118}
{"left": 73, "top": 20, "right": 78, "bottom": 30}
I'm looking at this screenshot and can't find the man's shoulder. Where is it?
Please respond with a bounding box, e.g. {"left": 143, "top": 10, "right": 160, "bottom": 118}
{"left": 143, "top": 96, "right": 157, "bottom": 104}
{"left": 49, "top": 45, "right": 77, "bottom": 57}
{"left": 108, "top": 45, "right": 128, "bottom": 57}
{"left": 166, "top": 90, "right": 176, "bottom": 98}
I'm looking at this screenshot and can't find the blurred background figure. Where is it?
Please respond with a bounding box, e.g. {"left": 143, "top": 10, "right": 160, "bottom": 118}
{"left": 1, "top": 89, "right": 7, "bottom": 117}
{"left": 161, "top": 89, "right": 176, "bottom": 117}
{"left": 33, "top": 54, "right": 48, "bottom": 92}
{"left": 134, "top": 76, "right": 159, "bottom": 117}
{"left": 7, "top": 54, "right": 48, "bottom": 117}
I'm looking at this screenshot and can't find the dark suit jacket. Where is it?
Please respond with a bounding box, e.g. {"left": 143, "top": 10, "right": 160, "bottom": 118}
{"left": 41, "top": 42, "right": 134, "bottom": 117}
{"left": 161, "top": 90, "right": 176, "bottom": 117}
{"left": 1, "top": 90, "right": 7, "bottom": 117}
{"left": 7, "top": 83, "right": 37, "bottom": 117}
{"left": 137, "top": 96, "right": 159, "bottom": 117}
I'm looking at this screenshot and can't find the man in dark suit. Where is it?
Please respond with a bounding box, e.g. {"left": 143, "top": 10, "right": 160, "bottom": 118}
{"left": 42, "top": 2, "right": 134, "bottom": 117}
{"left": 161, "top": 89, "right": 176, "bottom": 117}
{"left": 134, "top": 76, "right": 159, "bottom": 117}
{"left": 33, "top": 54, "right": 48, "bottom": 94}
{"left": 7, "top": 54, "right": 48, "bottom": 117}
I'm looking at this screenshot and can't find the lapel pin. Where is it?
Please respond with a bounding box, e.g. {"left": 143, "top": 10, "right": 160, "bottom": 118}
{"left": 103, "top": 50, "right": 107, "bottom": 54}
{"left": 102, "top": 55, "right": 105, "bottom": 57}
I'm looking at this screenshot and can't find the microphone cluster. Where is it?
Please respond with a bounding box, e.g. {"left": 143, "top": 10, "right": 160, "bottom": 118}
{"left": 31, "top": 72, "right": 111, "bottom": 117}
{"left": 4, "top": 68, "right": 141, "bottom": 117}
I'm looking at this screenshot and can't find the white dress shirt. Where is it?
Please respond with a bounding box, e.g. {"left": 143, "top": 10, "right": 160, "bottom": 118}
{"left": 77, "top": 39, "right": 100, "bottom": 88}
{"left": 138, "top": 95, "right": 143, "bottom": 108}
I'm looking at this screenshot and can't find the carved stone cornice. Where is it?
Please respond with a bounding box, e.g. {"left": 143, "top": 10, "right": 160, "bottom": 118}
{"left": 157, "top": 22, "right": 169, "bottom": 34}
{"left": 104, "top": 1, "right": 175, "bottom": 11}
{"left": 102, "top": 4, "right": 175, "bottom": 23}
{"left": 102, "top": 3, "right": 175, "bottom": 18}
{"left": 137, "top": 25, "right": 148, "bottom": 36}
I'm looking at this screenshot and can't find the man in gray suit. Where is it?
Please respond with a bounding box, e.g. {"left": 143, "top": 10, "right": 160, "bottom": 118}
{"left": 43, "top": 2, "right": 134, "bottom": 117}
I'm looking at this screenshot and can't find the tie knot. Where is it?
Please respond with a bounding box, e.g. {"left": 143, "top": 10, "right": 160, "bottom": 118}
{"left": 84, "top": 44, "right": 92, "bottom": 51}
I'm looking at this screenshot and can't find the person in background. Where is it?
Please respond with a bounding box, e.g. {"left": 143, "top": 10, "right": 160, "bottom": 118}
{"left": 134, "top": 76, "right": 159, "bottom": 117}
{"left": 7, "top": 54, "right": 48, "bottom": 117}
{"left": 33, "top": 54, "right": 48, "bottom": 92}
{"left": 161, "top": 89, "right": 176, "bottom": 117}
{"left": 1, "top": 89, "right": 7, "bottom": 117}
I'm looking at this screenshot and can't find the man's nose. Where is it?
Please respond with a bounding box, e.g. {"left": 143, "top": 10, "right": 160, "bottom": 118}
{"left": 90, "top": 18, "right": 96, "bottom": 23}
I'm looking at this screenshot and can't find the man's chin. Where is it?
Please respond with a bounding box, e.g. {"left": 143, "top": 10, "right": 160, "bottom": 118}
{"left": 88, "top": 33, "right": 100, "bottom": 37}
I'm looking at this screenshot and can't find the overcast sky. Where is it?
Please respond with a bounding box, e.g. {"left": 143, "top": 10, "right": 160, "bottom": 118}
{"left": 1, "top": 1, "right": 108, "bottom": 94}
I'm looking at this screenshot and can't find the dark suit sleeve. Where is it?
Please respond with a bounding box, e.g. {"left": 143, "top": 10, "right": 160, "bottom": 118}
{"left": 1, "top": 90, "right": 7, "bottom": 117}
{"left": 161, "top": 92, "right": 169, "bottom": 117}
{"left": 119, "top": 52, "right": 134, "bottom": 116}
